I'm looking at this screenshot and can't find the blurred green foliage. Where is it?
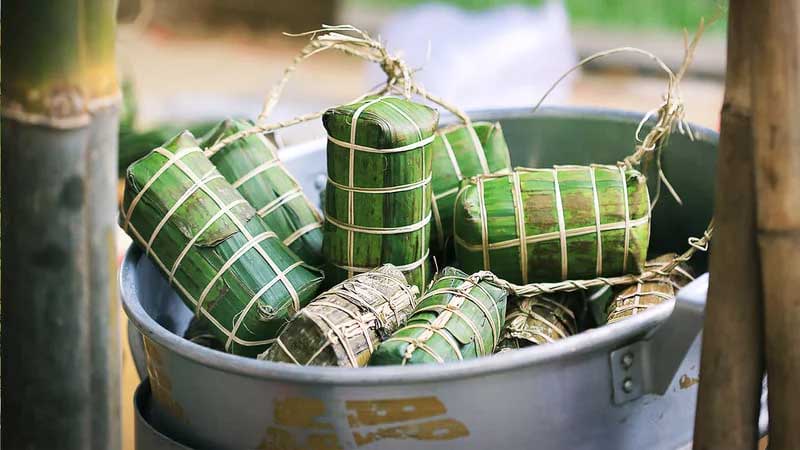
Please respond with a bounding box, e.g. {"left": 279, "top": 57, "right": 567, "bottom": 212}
{"left": 118, "top": 80, "right": 217, "bottom": 176}
{"left": 353, "top": 0, "right": 726, "bottom": 31}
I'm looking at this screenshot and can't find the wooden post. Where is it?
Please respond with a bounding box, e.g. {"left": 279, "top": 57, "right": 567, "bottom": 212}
{"left": 1, "top": 1, "right": 121, "bottom": 449}
{"left": 751, "top": 0, "right": 800, "bottom": 448}
{"left": 693, "top": 1, "right": 765, "bottom": 448}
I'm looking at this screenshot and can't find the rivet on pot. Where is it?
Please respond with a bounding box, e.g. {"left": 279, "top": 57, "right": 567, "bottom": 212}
{"left": 622, "top": 378, "right": 634, "bottom": 393}
{"left": 621, "top": 352, "right": 634, "bottom": 369}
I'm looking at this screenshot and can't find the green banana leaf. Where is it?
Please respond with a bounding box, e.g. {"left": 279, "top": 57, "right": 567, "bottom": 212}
{"left": 201, "top": 119, "right": 324, "bottom": 266}
{"left": 454, "top": 165, "right": 651, "bottom": 284}
{"left": 120, "top": 131, "right": 323, "bottom": 357}
{"left": 369, "top": 267, "right": 507, "bottom": 365}
{"left": 430, "top": 121, "right": 511, "bottom": 256}
{"left": 323, "top": 96, "right": 439, "bottom": 291}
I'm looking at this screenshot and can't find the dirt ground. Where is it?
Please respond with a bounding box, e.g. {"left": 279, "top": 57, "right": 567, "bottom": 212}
{"left": 116, "top": 27, "right": 726, "bottom": 450}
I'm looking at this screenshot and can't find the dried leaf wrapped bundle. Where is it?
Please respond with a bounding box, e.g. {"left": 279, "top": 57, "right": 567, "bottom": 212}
{"left": 430, "top": 122, "right": 511, "bottom": 252}
{"left": 369, "top": 267, "right": 507, "bottom": 365}
{"left": 201, "top": 119, "right": 324, "bottom": 266}
{"left": 323, "top": 96, "right": 438, "bottom": 290}
{"left": 497, "top": 293, "right": 584, "bottom": 351}
{"left": 454, "top": 165, "right": 651, "bottom": 284}
{"left": 121, "top": 131, "right": 324, "bottom": 357}
{"left": 259, "top": 265, "right": 419, "bottom": 367}
{"left": 606, "top": 253, "right": 694, "bottom": 323}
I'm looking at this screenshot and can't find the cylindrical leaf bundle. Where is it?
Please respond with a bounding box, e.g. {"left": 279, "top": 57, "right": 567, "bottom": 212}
{"left": 454, "top": 165, "right": 650, "bottom": 283}
{"left": 259, "top": 265, "right": 419, "bottom": 367}
{"left": 497, "top": 293, "right": 585, "bottom": 351}
{"left": 430, "top": 122, "right": 511, "bottom": 252}
{"left": 201, "top": 119, "right": 324, "bottom": 266}
{"left": 606, "top": 253, "right": 694, "bottom": 323}
{"left": 323, "top": 96, "right": 438, "bottom": 290}
{"left": 369, "top": 267, "right": 507, "bottom": 365}
{"left": 121, "top": 131, "right": 324, "bottom": 357}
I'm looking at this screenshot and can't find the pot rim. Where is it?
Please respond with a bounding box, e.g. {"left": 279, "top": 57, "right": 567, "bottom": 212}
{"left": 120, "top": 105, "right": 717, "bottom": 387}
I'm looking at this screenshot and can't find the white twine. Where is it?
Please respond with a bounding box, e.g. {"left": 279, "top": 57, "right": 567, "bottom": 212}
{"left": 551, "top": 168, "right": 569, "bottom": 280}
{"left": 510, "top": 171, "right": 529, "bottom": 284}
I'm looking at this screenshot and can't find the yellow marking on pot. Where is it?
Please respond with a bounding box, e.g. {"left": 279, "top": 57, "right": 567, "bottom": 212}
{"left": 258, "top": 427, "right": 342, "bottom": 450}
{"left": 274, "top": 397, "right": 333, "bottom": 429}
{"left": 352, "top": 418, "right": 469, "bottom": 446}
{"left": 679, "top": 374, "right": 700, "bottom": 389}
{"left": 346, "top": 396, "right": 447, "bottom": 427}
{"left": 143, "top": 338, "right": 184, "bottom": 421}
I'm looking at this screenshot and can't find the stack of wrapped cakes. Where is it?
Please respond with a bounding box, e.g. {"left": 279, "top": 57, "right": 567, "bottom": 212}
{"left": 121, "top": 95, "right": 690, "bottom": 367}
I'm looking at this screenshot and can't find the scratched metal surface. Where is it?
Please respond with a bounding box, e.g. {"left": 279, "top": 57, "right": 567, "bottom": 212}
{"left": 123, "top": 106, "right": 731, "bottom": 450}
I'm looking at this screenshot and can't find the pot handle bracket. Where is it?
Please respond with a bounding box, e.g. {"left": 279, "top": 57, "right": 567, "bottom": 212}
{"left": 608, "top": 274, "right": 708, "bottom": 405}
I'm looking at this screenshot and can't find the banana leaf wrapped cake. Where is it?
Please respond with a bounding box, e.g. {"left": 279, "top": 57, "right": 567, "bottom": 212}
{"left": 454, "top": 164, "right": 651, "bottom": 284}
{"left": 121, "top": 131, "right": 324, "bottom": 357}
{"left": 323, "top": 96, "right": 438, "bottom": 290}
{"left": 606, "top": 253, "right": 694, "bottom": 323}
{"left": 430, "top": 122, "right": 511, "bottom": 252}
{"left": 201, "top": 119, "right": 324, "bottom": 266}
{"left": 259, "top": 265, "right": 419, "bottom": 367}
{"left": 497, "top": 292, "right": 585, "bottom": 351}
{"left": 369, "top": 267, "right": 507, "bottom": 365}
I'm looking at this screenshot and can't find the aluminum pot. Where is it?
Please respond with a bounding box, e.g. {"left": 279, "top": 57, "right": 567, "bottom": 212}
{"left": 122, "top": 106, "right": 765, "bottom": 450}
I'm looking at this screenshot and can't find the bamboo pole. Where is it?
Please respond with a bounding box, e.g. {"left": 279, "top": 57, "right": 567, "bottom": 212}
{"left": 751, "top": 1, "right": 800, "bottom": 448}
{"left": 1, "top": 1, "right": 121, "bottom": 449}
{"left": 693, "top": 1, "right": 765, "bottom": 448}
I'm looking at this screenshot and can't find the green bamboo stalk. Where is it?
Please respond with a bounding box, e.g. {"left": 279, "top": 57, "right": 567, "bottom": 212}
{"left": 454, "top": 165, "right": 650, "bottom": 284}
{"left": 2, "top": 1, "right": 121, "bottom": 449}
{"left": 260, "top": 265, "right": 419, "bottom": 367}
{"left": 369, "top": 267, "right": 507, "bottom": 365}
{"left": 429, "top": 122, "right": 511, "bottom": 255}
{"left": 121, "top": 131, "right": 324, "bottom": 357}
{"left": 201, "top": 119, "right": 325, "bottom": 266}
{"left": 322, "top": 96, "right": 438, "bottom": 291}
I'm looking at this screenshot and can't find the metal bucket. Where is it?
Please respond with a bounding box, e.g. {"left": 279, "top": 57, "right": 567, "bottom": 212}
{"left": 122, "top": 106, "right": 765, "bottom": 450}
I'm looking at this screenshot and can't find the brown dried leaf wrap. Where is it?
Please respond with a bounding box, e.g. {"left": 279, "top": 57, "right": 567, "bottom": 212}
{"left": 497, "top": 293, "right": 584, "bottom": 350}
{"left": 606, "top": 253, "right": 695, "bottom": 323}
{"left": 259, "top": 265, "right": 419, "bottom": 367}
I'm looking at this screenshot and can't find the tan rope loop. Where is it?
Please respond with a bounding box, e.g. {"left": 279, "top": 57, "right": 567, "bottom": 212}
{"left": 156, "top": 149, "right": 302, "bottom": 312}
{"left": 477, "top": 177, "right": 491, "bottom": 270}
{"left": 510, "top": 171, "right": 529, "bottom": 283}
{"left": 326, "top": 174, "right": 431, "bottom": 193}
{"left": 257, "top": 188, "right": 303, "bottom": 218}
{"left": 145, "top": 169, "right": 221, "bottom": 257}
{"left": 225, "top": 261, "right": 304, "bottom": 351}
{"left": 231, "top": 158, "right": 280, "bottom": 188}
{"left": 326, "top": 212, "right": 431, "bottom": 235}
{"left": 169, "top": 200, "right": 249, "bottom": 284}
{"left": 485, "top": 220, "right": 713, "bottom": 298}
{"left": 332, "top": 250, "right": 430, "bottom": 275}
{"left": 122, "top": 146, "right": 202, "bottom": 231}
{"left": 282, "top": 222, "right": 323, "bottom": 247}
{"left": 328, "top": 133, "right": 435, "bottom": 154}
{"left": 587, "top": 166, "right": 603, "bottom": 275}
